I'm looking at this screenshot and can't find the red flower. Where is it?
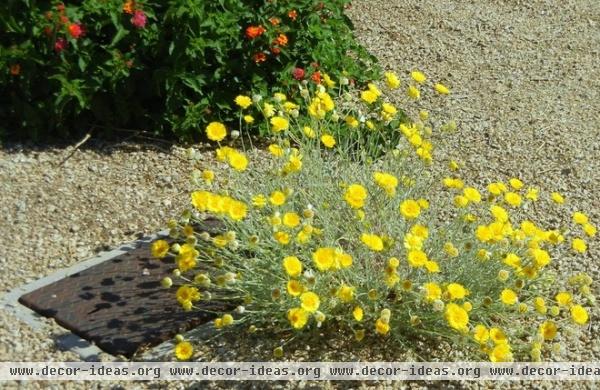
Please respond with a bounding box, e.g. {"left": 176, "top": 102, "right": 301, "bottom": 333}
{"left": 60, "top": 15, "right": 69, "bottom": 25}
{"left": 253, "top": 52, "right": 267, "bottom": 63}
{"left": 10, "top": 64, "right": 21, "bottom": 76}
{"left": 54, "top": 37, "right": 68, "bottom": 53}
{"left": 292, "top": 67, "right": 305, "bottom": 80}
{"left": 245, "top": 25, "right": 266, "bottom": 39}
{"left": 288, "top": 10, "right": 298, "bottom": 21}
{"left": 311, "top": 71, "right": 322, "bottom": 84}
{"left": 43, "top": 26, "right": 54, "bottom": 37}
{"left": 271, "top": 47, "right": 281, "bottom": 55}
{"left": 68, "top": 23, "right": 84, "bottom": 39}
{"left": 131, "top": 10, "right": 147, "bottom": 29}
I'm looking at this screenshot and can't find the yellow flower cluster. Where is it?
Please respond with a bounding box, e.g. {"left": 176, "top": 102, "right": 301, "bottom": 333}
{"left": 160, "top": 71, "right": 594, "bottom": 363}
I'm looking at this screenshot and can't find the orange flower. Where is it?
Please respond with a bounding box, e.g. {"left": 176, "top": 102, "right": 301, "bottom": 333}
{"left": 269, "top": 17, "right": 280, "bottom": 26}
{"left": 311, "top": 71, "right": 321, "bottom": 84}
{"left": 288, "top": 10, "right": 298, "bottom": 21}
{"left": 123, "top": 0, "right": 135, "bottom": 14}
{"left": 245, "top": 25, "right": 266, "bottom": 39}
{"left": 275, "top": 34, "right": 288, "bottom": 46}
{"left": 253, "top": 52, "right": 267, "bottom": 63}
{"left": 10, "top": 64, "right": 21, "bottom": 76}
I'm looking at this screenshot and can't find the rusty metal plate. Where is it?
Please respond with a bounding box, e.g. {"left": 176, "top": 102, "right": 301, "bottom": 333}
{"left": 19, "top": 224, "right": 227, "bottom": 358}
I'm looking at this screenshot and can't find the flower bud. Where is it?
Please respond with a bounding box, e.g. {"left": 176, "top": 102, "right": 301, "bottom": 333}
{"left": 172, "top": 269, "right": 181, "bottom": 277}
{"left": 171, "top": 243, "right": 181, "bottom": 253}
{"left": 433, "top": 300, "right": 445, "bottom": 312}
{"left": 273, "top": 347, "right": 284, "bottom": 358}
{"left": 161, "top": 277, "right": 173, "bottom": 288}
{"left": 252, "top": 94, "right": 262, "bottom": 103}
{"left": 174, "top": 334, "right": 184, "bottom": 343}
{"left": 230, "top": 130, "right": 240, "bottom": 139}
{"left": 498, "top": 270, "right": 509, "bottom": 281}
{"left": 199, "top": 232, "right": 211, "bottom": 241}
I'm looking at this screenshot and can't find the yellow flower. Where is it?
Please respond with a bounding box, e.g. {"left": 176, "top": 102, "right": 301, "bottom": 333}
{"left": 234, "top": 95, "right": 252, "bottom": 109}
{"left": 424, "top": 282, "right": 442, "bottom": 301}
{"left": 375, "top": 318, "right": 390, "bottom": 335}
{"left": 400, "top": 199, "right": 421, "bottom": 219}
{"left": 424, "top": 260, "right": 440, "bottom": 273}
{"left": 443, "top": 177, "right": 464, "bottom": 189}
{"left": 227, "top": 200, "right": 247, "bottom": 221}
{"left": 473, "top": 325, "right": 489, "bottom": 344}
{"left": 490, "top": 205, "right": 509, "bottom": 223}
{"left": 151, "top": 239, "right": 170, "bottom": 259}
{"left": 300, "top": 292, "right": 320, "bottom": 312}
{"left": 573, "top": 212, "right": 588, "bottom": 225}
{"left": 175, "top": 341, "right": 194, "bottom": 360}
{"left": 525, "top": 187, "right": 539, "bottom": 201}
{"left": 539, "top": 321, "right": 558, "bottom": 340}
{"left": 346, "top": 116, "right": 359, "bottom": 128}
{"left": 488, "top": 182, "right": 507, "bottom": 195}
{"left": 504, "top": 192, "right": 522, "bottom": 207}
{"left": 205, "top": 121, "right": 227, "bottom": 141}
{"left": 308, "top": 92, "right": 335, "bottom": 118}
{"left": 344, "top": 184, "right": 368, "bottom": 209}
{"left": 410, "top": 224, "right": 429, "bottom": 239}
{"left": 321, "top": 134, "right": 336, "bottom": 148}
{"left": 286, "top": 280, "right": 303, "bottom": 296}
{"left": 361, "top": 233, "right": 384, "bottom": 251}
{"left": 283, "top": 212, "right": 300, "bottom": 228}
{"left": 489, "top": 327, "right": 507, "bottom": 344}
{"left": 322, "top": 73, "right": 335, "bottom": 88}
{"left": 551, "top": 192, "right": 565, "bottom": 204}
{"left": 273, "top": 231, "right": 290, "bottom": 245}
{"left": 509, "top": 178, "right": 524, "bottom": 190}
{"left": 268, "top": 144, "right": 284, "bottom": 157}
{"left": 283, "top": 256, "right": 302, "bottom": 277}
{"left": 243, "top": 115, "right": 254, "bottom": 124}
{"left": 337, "top": 284, "right": 355, "bottom": 302}
{"left": 313, "top": 247, "right": 336, "bottom": 271}
{"left": 352, "top": 306, "right": 364, "bottom": 321}
{"left": 384, "top": 71, "right": 400, "bottom": 89}
{"left": 227, "top": 150, "right": 249, "bottom": 171}
{"left": 303, "top": 126, "right": 316, "bottom": 138}
{"left": 489, "top": 343, "right": 512, "bottom": 362}
{"left": 500, "top": 289, "right": 518, "bottom": 305}
{"left": 373, "top": 172, "right": 398, "bottom": 196}
{"left": 447, "top": 283, "right": 468, "bottom": 300}
{"left": 201, "top": 170, "right": 214, "bottom": 183}
{"left": 273, "top": 92, "right": 287, "bottom": 102}
{"left": 445, "top": 303, "right": 469, "bottom": 332}
{"left": 270, "top": 116, "right": 289, "bottom": 132}
{"left": 408, "top": 250, "right": 428, "bottom": 267}
{"left": 287, "top": 307, "right": 309, "bottom": 329}
{"left": 463, "top": 187, "right": 482, "bottom": 203}
{"left": 570, "top": 305, "right": 589, "bottom": 325}
{"left": 555, "top": 291, "right": 572, "bottom": 306}
{"left": 434, "top": 83, "right": 450, "bottom": 94}
{"left": 176, "top": 285, "right": 201, "bottom": 305}
{"left": 263, "top": 102, "right": 275, "bottom": 117}
{"left": 361, "top": 90, "right": 378, "bottom": 104}
{"left": 407, "top": 85, "right": 420, "bottom": 99}
{"left": 583, "top": 223, "right": 597, "bottom": 237}
{"left": 411, "top": 70, "right": 426, "bottom": 84}
{"left": 572, "top": 238, "right": 587, "bottom": 253}
{"left": 444, "top": 242, "right": 459, "bottom": 257}
{"left": 269, "top": 191, "right": 287, "bottom": 206}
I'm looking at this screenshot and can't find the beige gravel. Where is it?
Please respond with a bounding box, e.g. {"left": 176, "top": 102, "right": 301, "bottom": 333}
{"left": 1, "top": 0, "right": 599, "bottom": 388}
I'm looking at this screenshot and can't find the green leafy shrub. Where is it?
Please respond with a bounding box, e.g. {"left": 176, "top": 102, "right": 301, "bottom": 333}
{"left": 0, "top": 0, "right": 379, "bottom": 140}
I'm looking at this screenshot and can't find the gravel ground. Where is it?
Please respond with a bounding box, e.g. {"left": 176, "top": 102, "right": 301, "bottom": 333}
{"left": 1, "top": 0, "right": 599, "bottom": 389}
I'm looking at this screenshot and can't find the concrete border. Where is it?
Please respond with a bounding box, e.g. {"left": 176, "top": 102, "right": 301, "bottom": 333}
{"left": 0, "top": 231, "right": 168, "bottom": 361}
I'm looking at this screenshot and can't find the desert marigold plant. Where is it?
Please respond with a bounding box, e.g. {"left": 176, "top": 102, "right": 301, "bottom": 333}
{"left": 153, "top": 70, "right": 595, "bottom": 362}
